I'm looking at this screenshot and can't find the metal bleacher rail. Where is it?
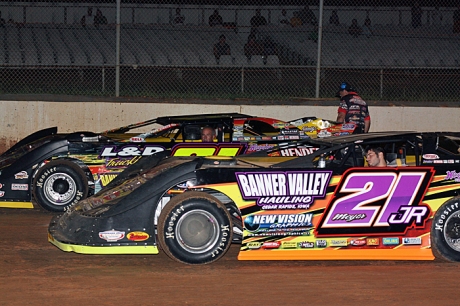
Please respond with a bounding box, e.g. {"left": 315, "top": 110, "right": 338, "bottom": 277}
{"left": 0, "top": 1, "right": 459, "bottom": 102}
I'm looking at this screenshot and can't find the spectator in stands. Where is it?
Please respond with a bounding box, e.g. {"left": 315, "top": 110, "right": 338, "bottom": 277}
{"left": 201, "top": 126, "right": 216, "bottom": 142}
{"left": 262, "top": 36, "right": 277, "bottom": 56}
{"left": 209, "top": 9, "right": 223, "bottom": 27}
{"left": 278, "top": 9, "right": 290, "bottom": 26}
{"left": 250, "top": 9, "right": 267, "bottom": 28}
{"left": 174, "top": 8, "right": 185, "bottom": 25}
{"left": 244, "top": 34, "right": 263, "bottom": 60}
{"left": 411, "top": 2, "right": 422, "bottom": 28}
{"left": 213, "top": 34, "right": 231, "bottom": 63}
{"left": 453, "top": 6, "right": 460, "bottom": 33}
{"left": 336, "top": 82, "right": 371, "bottom": 134}
{"left": 308, "top": 23, "right": 319, "bottom": 43}
{"left": 81, "top": 7, "right": 95, "bottom": 26}
{"left": 365, "top": 147, "right": 387, "bottom": 167}
{"left": 290, "top": 11, "right": 302, "bottom": 27}
{"left": 348, "top": 19, "right": 362, "bottom": 38}
{"left": 362, "top": 17, "right": 373, "bottom": 38}
{"left": 298, "top": 6, "right": 317, "bottom": 26}
{"left": 431, "top": 7, "right": 443, "bottom": 25}
{"left": 0, "top": 11, "right": 5, "bottom": 27}
{"left": 94, "top": 9, "right": 108, "bottom": 27}
{"left": 329, "top": 10, "right": 340, "bottom": 25}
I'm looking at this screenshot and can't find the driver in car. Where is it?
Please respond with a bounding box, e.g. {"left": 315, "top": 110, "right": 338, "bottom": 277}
{"left": 365, "top": 146, "right": 387, "bottom": 167}
{"left": 201, "top": 126, "right": 216, "bottom": 142}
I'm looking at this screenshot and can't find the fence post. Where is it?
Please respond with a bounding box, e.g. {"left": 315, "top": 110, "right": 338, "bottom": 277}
{"left": 380, "top": 69, "right": 384, "bottom": 98}
{"left": 315, "top": 0, "right": 324, "bottom": 98}
{"left": 241, "top": 66, "right": 244, "bottom": 93}
{"left": 115, "top": 0, "right": 121, "bottom": 97}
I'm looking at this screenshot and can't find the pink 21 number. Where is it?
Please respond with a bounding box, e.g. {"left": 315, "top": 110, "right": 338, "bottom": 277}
{"left": 316, "top": 168, "right": 434, "bottom": 236}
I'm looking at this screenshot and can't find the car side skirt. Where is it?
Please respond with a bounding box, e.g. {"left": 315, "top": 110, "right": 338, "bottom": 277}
{"left": 0, "top": 201, "right": 34, "bottom": 209}
{"left": 48, "top": 233, "right": 159, "bottom": 255}
{"left": 238, "top": 249, "right": 435, "bottom": 261}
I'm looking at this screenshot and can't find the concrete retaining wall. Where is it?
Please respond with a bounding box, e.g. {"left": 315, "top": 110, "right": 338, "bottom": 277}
{"left": 0, "top": 100, "right": 458, "bottom": 151}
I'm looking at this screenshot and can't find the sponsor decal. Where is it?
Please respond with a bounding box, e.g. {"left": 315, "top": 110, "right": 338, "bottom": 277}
{"left": 382, "top": 237, "right": 400, "bottom": 245}
{"left": 14, "top": 171, "right": 29, "bottom": 179}
{"left": 316, "top": 168, "right": 434, "bottom": 236}
{"left": 316, "top": 240, "right": 327, "bottom": 248}
{"left": 100, "top": 145, "right": 164, "bottom": 158}
{"left": 0, "top": 191, "right": 4, "bottom": 197}
{"left": 349, "top": 239, "right": 366, "bottom": 246}
{"left": 246, "top": 144, "right": 276, "bottom": 153}
{"left": 273, "top": 122, "right": 287, "bottom": 129}
{"left": 11, "top": 184, "right": 28, "bottom": 191}
{"left": 341, "top": 123, "right": 356, "bottom": 130}
{"left": 422, "top": 154, "right": 439, "bottom": 160}
{"left": 100, "top": 174, "right": 118, "bottom": 186}
{"left": 446, "top": 170, "right": 460, "bottom": 182}
{"left": 330, "top": 239, "right": 348, "bottom": 247}
{"left": 402, "top": 237, "right": 422, "bottom": 245}
{"left": 298, "top": 241, "right": 315, "bottom": 248}
{"left": 433, "top": 160, "right": 443, "bottom": 164}
{"left": 366, "top": 238, "right": 380, "bottom": 246}
{"left": 236, "top": 170, "right": 332, "bottom": 210}
{"left": 127, "top": 231, "right": 150, "bottom": 241}
{"left": 246, "top": 242, "right": 262, "bottom": 249}
{"left": 317, "top": 130, "right": 331, "bottom": 138}
{"left": 302, "top": 126, "right": 316, "bottom": 132}
{"left": 105, "top": 156, "right": 142, "bottom": 168}
{"left": 129, "top": 137, "right": 144, "bottom": 142}
{"left": 281, "top": 128, "right": 299, "bottom": 135}
{"left": 282, "top": 241, "right": 298, "bottom": 249}
{"left": 0, "top": 183, "right": 3, "bottom": 189}
{"left": 262, "top": 241, "right": 281, "bottom": 249}
{"left": 279, "top": 146, "right": 318, "bottom": 157}
{"left": 99, "top": 230, "right": 125, "bottom": 242}
{"left": 244, "top": 214, "right": 313, "bottom": 235}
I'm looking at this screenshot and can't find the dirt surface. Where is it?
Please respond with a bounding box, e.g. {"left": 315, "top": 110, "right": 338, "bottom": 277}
{"left": 1, "top": 209, "right": 459, "bottom": 306}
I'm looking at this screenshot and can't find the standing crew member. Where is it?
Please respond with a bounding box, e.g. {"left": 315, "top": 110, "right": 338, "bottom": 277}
{"left": 336, "top": 82, "right": 371, "bottom": 133}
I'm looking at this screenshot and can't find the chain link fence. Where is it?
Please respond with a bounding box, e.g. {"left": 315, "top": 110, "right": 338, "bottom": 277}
{"left": 0, "top": 1, "right": 459, "bottom": 101}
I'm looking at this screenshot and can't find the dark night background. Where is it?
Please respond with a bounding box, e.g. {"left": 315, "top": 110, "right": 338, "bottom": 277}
{"left": 3, "top": 1, "right": 460, "bottom": 7}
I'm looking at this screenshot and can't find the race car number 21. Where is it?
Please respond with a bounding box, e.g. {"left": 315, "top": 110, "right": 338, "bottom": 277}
{"left": 315, "top": 168, "right": 435, "bottom": 236}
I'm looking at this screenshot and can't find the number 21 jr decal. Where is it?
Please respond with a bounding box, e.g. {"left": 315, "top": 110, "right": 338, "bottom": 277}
{"left": 315, "top": 168, "right": 435, "bottom": 236}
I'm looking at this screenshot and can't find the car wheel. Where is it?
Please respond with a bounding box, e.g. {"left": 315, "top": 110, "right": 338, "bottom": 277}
{"left": 33, "top": 160, "right": 88, "bottom": 212}
{"left": 431, "top": 196, "right": 460, "bottom": 262}
{"left": 157, "top": 191, "right": 233, "bottom": 265}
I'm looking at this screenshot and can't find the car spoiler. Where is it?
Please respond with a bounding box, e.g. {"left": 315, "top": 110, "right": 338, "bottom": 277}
{"left": 101, "top": 118, "right": 159, "bottom": 134}
{"left": 2, "top": 126, "right": 58, "bottom": 155}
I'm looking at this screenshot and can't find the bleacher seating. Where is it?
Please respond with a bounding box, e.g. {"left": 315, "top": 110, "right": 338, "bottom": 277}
{"left": 0, "top": 21, "right": 458, "bottom": 68}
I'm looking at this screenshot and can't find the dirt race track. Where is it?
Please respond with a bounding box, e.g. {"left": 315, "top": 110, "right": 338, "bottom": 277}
{"left": 1, "top": 209, "right": 459, "bottom": 306}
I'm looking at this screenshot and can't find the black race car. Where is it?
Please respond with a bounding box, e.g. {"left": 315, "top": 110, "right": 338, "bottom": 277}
{"left": 2, "top": 113, "right": 338, "bottom": 212}
{"left": 48, "top": 132, "right": 460, "bottom": 264}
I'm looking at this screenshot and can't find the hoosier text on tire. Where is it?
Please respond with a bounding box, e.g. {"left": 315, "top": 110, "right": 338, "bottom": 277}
{"left": 431, "top": 196, "right": 460, "bottom": 262}
{"left": 157, "top": 191, "right": 233, "bottom": 265}
{"left": 33, "top": 160, "right": 89, "bottom": 212}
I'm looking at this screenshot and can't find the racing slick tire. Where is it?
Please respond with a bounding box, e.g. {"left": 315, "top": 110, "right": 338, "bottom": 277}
{"left": 431, "top": 197, "right": 460, "bottom": 262}
{"left": 33, "top": 160, "right": 89, "bottom": 212}
{"left": 157, "top": 191, "right": 233, "bottom": 265}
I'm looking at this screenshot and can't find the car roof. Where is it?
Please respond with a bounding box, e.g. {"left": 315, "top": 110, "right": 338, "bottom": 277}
{"left": 155, "top": 113, "right": 253, "bottom": 125}
{"left": 308, "top": 131, "right": 420, "bottom": 146}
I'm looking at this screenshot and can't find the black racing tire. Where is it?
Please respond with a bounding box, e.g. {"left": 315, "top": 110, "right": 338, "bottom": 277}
{"left": 431, "top": 196, "right": 460, "bottom": 262}
{"left": 33, "top": 160, "right": 89, "bottom": 212}
{"left": 157, "top": 191, "right": 233, "bottom": 265}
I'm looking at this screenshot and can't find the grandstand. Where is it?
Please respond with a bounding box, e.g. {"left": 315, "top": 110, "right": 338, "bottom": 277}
{"left": 1, "top": 22, "right": 459, "bottom": 68}
{"left": 0, "top": 2, "right": 459, "bottom": 100}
